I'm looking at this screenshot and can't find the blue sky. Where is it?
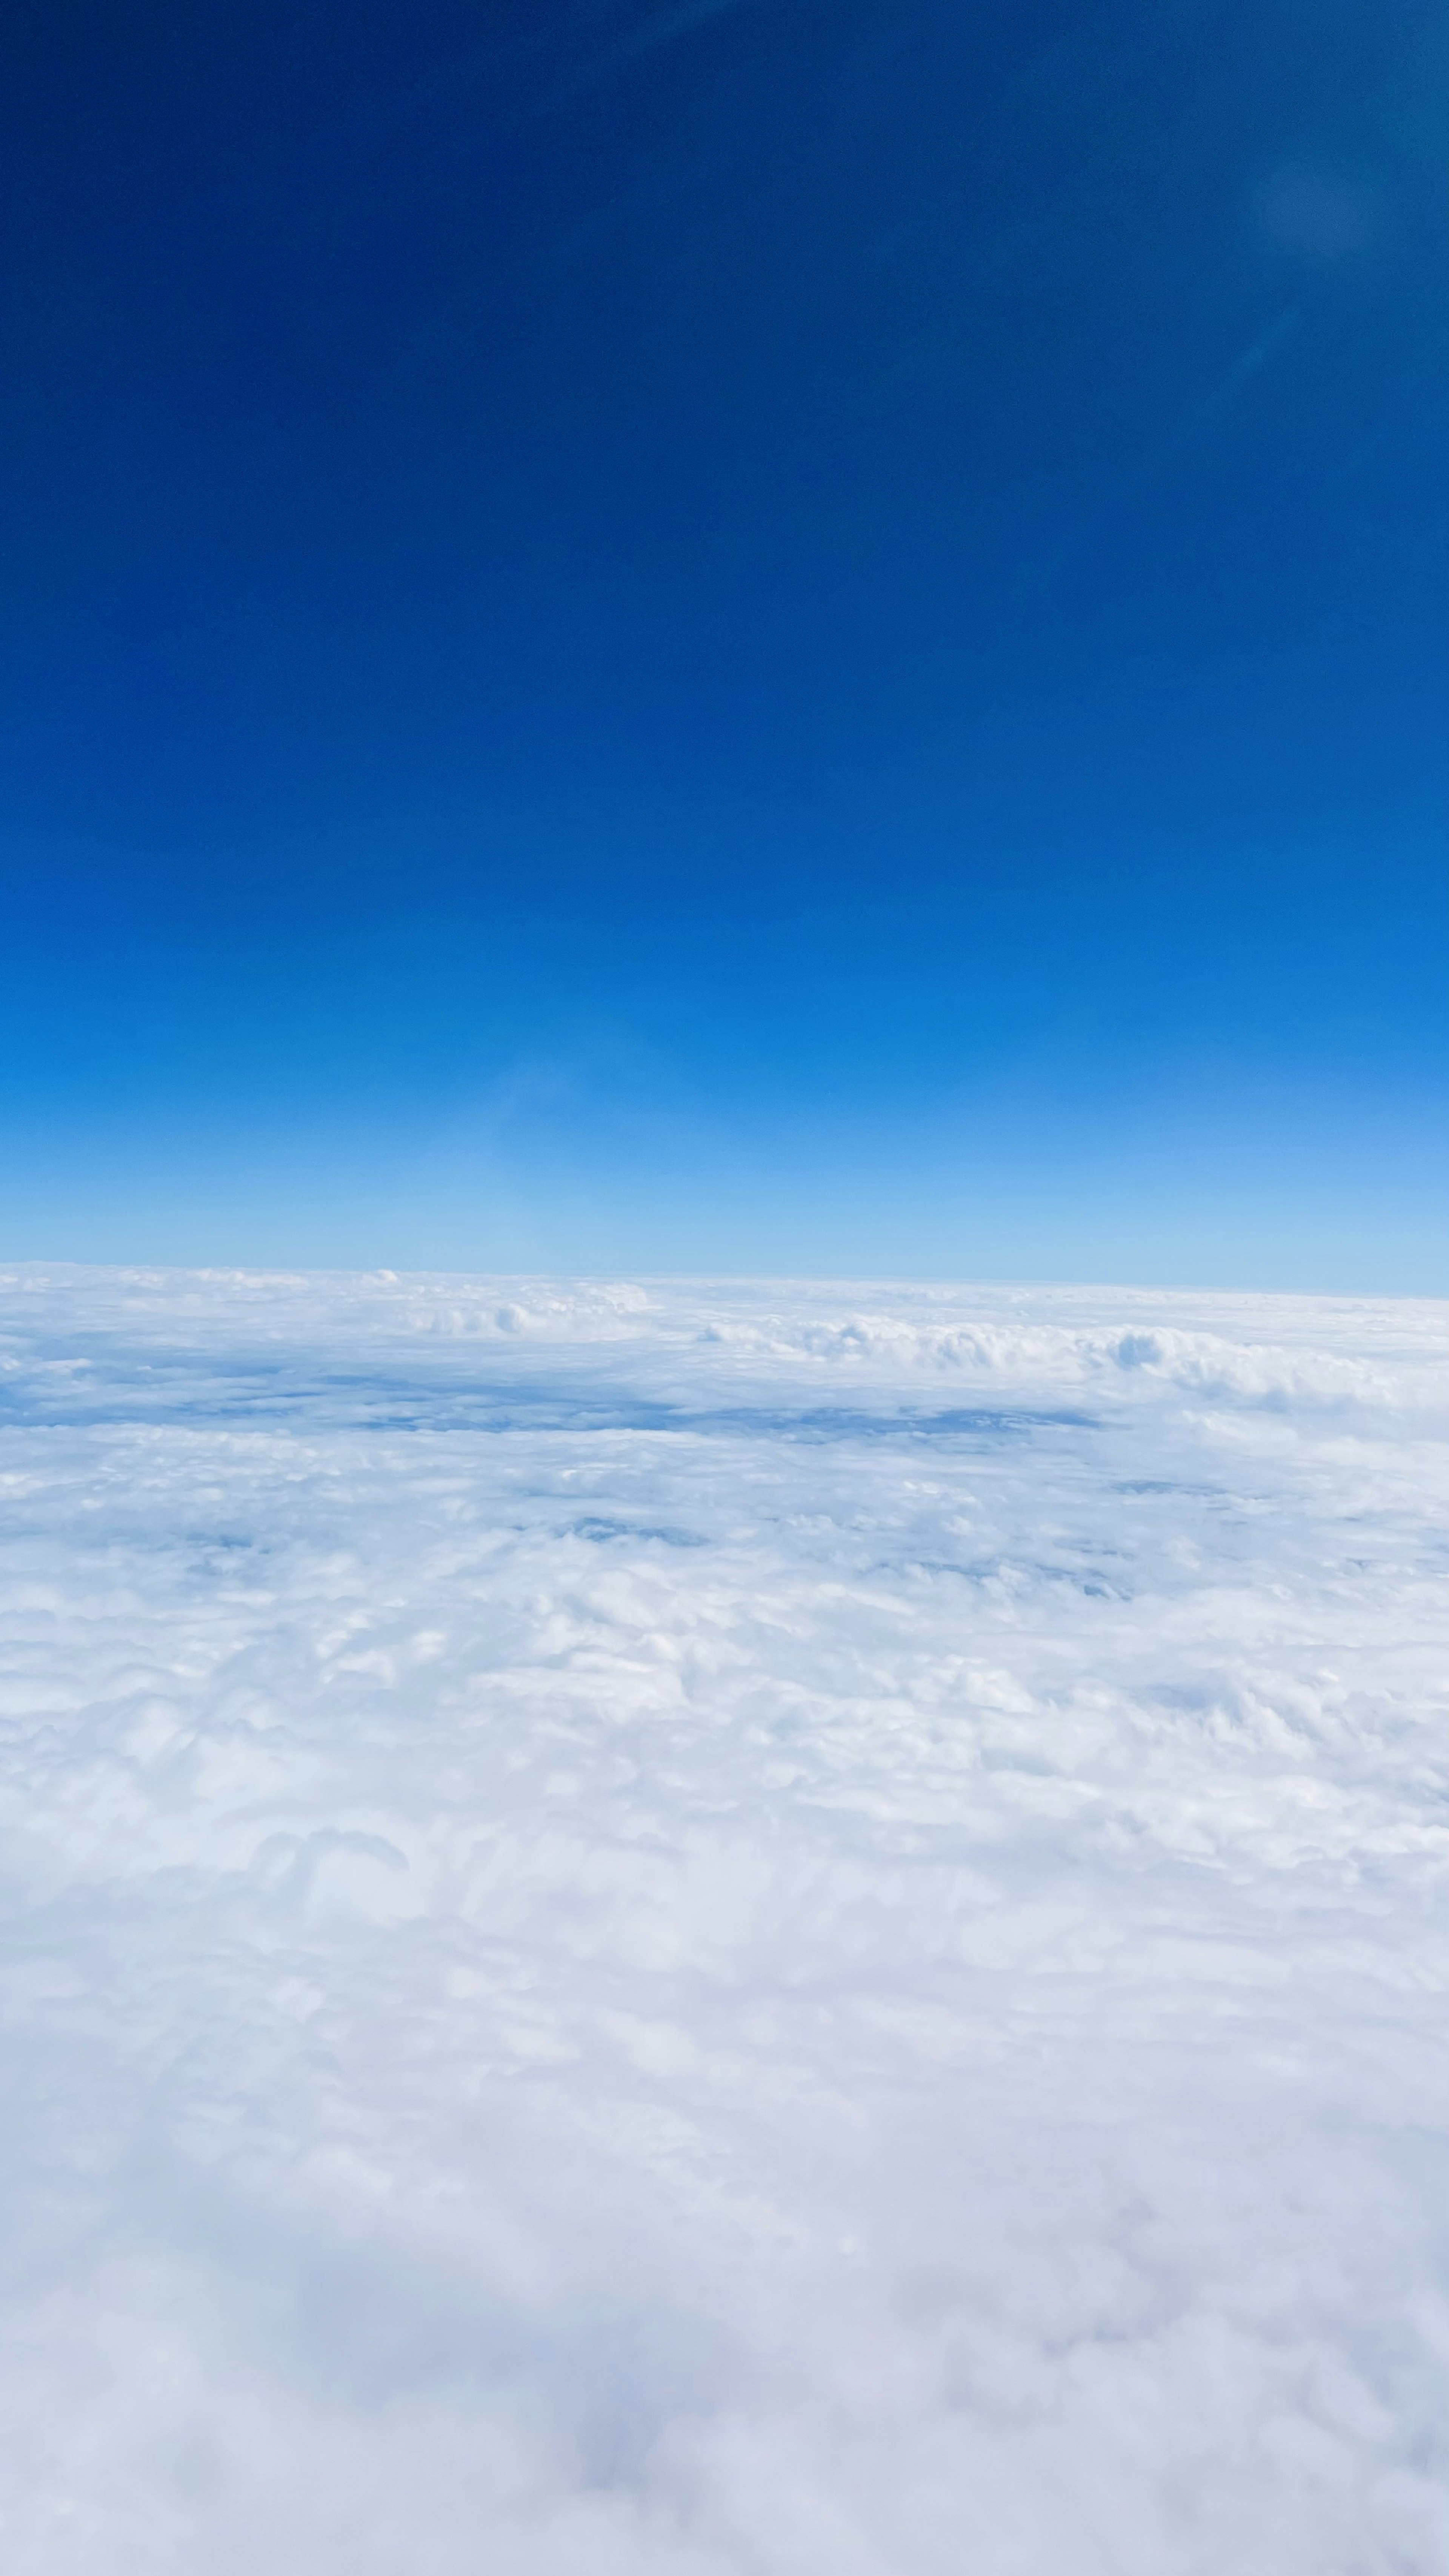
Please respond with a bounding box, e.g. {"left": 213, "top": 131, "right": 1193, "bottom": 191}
{"left": 2, "top": 0, "right": 1445, "bottom": 1284}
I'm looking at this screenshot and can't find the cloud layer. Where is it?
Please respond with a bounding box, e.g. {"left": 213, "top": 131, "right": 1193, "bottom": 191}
{"left": 0, "top": 1268, "right": 1445, "bottom": 2571}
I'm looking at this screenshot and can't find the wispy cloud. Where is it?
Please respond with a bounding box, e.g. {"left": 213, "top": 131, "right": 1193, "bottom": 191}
{"left": 1014, "top": 303, "right": 1304, "bottom": 593}
{"left": 617, "top": 0, "right": 755, "bottom": 62}
{"left": 1164, "top": 302, "right": 1304, "bottom": 451}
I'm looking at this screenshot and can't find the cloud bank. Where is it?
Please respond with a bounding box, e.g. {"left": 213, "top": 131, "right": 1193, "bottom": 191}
{"left": 0, "top": 1268, "right": 1444, "bottom": 2571}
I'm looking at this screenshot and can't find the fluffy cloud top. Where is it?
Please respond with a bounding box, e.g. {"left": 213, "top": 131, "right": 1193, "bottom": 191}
{"left": 0, "top": 1268, "right": 1445, "bottom": 2572}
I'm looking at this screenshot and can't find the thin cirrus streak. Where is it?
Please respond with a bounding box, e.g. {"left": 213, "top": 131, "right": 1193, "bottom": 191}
{"left": 0, "top": 1265, "right": 1444, "bottom": 2574}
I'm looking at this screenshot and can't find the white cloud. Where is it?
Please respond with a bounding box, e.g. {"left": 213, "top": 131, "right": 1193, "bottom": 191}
{"left": 0, "top": 1267, "right": 1445, "bottom": 2570}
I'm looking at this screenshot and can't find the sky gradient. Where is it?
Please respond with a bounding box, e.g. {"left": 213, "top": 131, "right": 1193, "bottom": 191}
{"left": 2, "top": 0, "right": 1445, "bottom": 1283}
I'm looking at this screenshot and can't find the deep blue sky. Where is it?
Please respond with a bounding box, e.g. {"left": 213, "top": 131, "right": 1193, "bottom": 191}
{"left": 2, "top": 0, "right": 1445, "bottom": 1283}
